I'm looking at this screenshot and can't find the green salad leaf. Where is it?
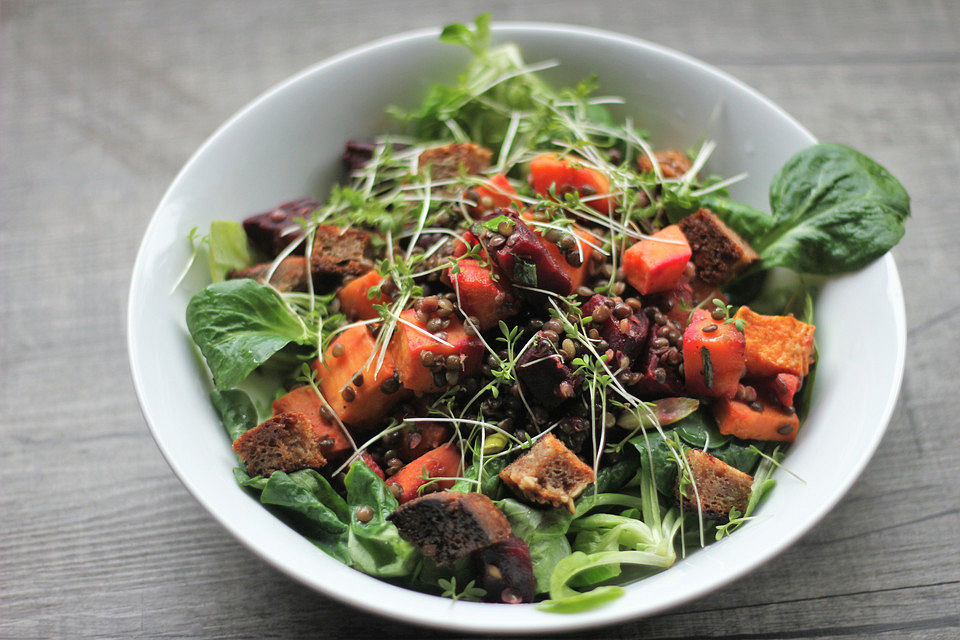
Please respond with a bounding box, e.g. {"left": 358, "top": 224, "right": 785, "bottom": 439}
{"left": 186, "top": 279, "right": 312, "bottom": 389}
{"left": 210, "top": 388, "right": 259, "bottom": 442}
{"left": 207, "top": 220, "right": 252, "bottom": 282}
{"left": 759, "top": 143, "right": 910, "bottom": 274}
{"left": 343, "top": 459, "right": 418, "bottom": 578}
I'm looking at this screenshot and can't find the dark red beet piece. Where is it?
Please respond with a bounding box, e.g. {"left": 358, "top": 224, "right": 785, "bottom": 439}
{"left": 242, "top": 198, "right": 320, "bottom": 258}
{"left": 476, "top": 534, "right": 536, "bottom": 603}
{"left": 582, "top": 294, "right": 649, "bottom": 362}
{"left": 516, "top": 332, "right": 580, "bottom": 409}
{"left": 480, "top": 210, "right": 572, "bottom": 296}
{"left": 342, "top": 140, "right": 376, "bottom": 173}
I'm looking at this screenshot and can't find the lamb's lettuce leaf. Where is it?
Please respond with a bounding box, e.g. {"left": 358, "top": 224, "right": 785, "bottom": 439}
{"left": 186, "top": 279, "right": 312, "bottom": 389}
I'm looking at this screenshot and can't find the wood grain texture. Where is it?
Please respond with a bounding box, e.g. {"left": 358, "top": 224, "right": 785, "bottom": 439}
{"left": 2, "top": 1, "right": 959, "bottom": 638}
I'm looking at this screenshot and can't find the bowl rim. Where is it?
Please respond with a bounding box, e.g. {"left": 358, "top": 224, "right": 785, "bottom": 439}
{"left": 127, "top": 21, "right": 907, "bottom": 633}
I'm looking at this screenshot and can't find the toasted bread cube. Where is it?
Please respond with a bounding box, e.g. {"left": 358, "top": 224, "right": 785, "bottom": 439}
{"left": 637, "top": 149, "right": 693, "bottom": 178}
{"left": 310, "top": 225, "right": 377, "bottom": 277}
{"left": 272, "top": 386, "right": 352, "bottom": 460}
{"left": 734, "top": 306, "right": 816, "bottom": 377}
{"left": 228, "top": 256, "right": 311, "bottom": 292}
{"left": 676, "top": 448, "right": 753, "bottom": 523}
{"left": 419, "top": 142, "right": 492, "bottom": 179}
{"left": 500, "top": 433, "right": 595, "bottom": 513}
{"left": 679, "top": 208, "right": 759, "bottom": 285}
{"left": 232, "top": 411, "right": 326, "bottom": 477}
{"left": 387, "top": 491, "right": 512, "bottom": 565}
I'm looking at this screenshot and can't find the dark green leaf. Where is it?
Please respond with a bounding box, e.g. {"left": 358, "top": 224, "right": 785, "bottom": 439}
{"left": 343, "top": 460, "right": 418, "bottom": 578}
{"left": 210, "top": 389, "right": 259, "bottom": 442}
{"left": 673, "top": 409, "right": 732, "bottom": 450}
{"left": 260, "top": 471, "right": 349, "bottom": 537}
{"left": 186, "top": 279, "right": 310, "bottom": 389}
{"left": 760, "top": 143, "right": 910, "bottom": 274}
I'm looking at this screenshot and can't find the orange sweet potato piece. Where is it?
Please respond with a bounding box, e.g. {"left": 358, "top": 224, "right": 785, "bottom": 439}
{"left": 682, "top": 309, "right": 746, "bottom": 398}
{"left": 447, "top": 259, "right": 519, "bottom": 330}
{"left": 623, "top": 225, "right": 692, "bottom": 294}
{"left": 272, "top": 386, "right": 352, "bottom": 460}
{"left": 734, "top": 306, "right": 816, "bottom": 377}
{"left": 313, "top": 325, "right": 403, "bottom": 429}
{"left": 468, "top": 173, "right": 521, "bottom": 215}
{"left": 713, "top": 397, "right": 800, "bottom": 442}
{"left": 337, "top": 270, "right": 388, "bottom": 321}
{"left": 389, "top": 309, "right": 484, "bottom": 393}
{"left": 529, "top": 154, "right": 615, "bottom": 214}
{"left": 399, "top": 423, "right": 451, "bottom": 463}
{"left": 386, "top": 443, "right": 461, "bottom": 504}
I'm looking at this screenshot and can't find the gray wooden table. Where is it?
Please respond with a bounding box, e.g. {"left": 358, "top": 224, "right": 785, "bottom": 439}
{"left": 3, "top": 1, "right": 959, "bottom": 638}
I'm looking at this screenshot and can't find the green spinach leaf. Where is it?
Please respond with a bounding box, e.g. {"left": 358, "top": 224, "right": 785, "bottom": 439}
{"left": 343, "top": 460, "right": 418, "bottom": 578}
{"left": 210, "top": 388, "right": 259, "bottom": 442}
{"left": 208, "top": 220, "right": 251, "bottom": 282}
{"left": 260, "top": 470, "right": 349, "bottom": 537}
{"left": 759, "top": 143, "right": 910, "bottom": 274}
{"left": 186, "top": 279, "right": 311, "bottom": 389}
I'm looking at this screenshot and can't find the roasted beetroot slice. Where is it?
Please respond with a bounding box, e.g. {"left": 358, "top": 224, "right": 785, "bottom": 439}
{"left": 342, "top": 140, "right": 376, "bottom": 173}
{"left": 516, "top": 332, "right": 580, "bottom": 409}
{"left": 480, "top": 210, "right": 572, "bottom": 296}
{"left": 582, "top": 294, "right": 650, "bottom": 362}
{"left": 242, "top": 198, "right": 320, "bottom": 258}
{"left": 476, "top": 534, "right": 536, "bottom": 603}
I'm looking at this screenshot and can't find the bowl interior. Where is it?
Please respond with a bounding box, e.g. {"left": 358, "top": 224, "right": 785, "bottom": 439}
{"left": 128, "top": 23, "right": 905, "bottom": 633}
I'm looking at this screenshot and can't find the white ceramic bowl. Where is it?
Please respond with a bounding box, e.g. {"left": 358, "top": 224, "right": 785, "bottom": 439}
{"left": 128, "top": 23, "right": 906, "bottom": 634}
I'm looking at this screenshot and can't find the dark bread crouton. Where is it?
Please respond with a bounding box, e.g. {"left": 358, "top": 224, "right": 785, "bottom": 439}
{"left": 419, "top": 142, "right": 492, "bottom": 179}
{"left": 387, "top": 491, "right": 512, "bottom": 565}
{"left": 676, "top": 448, "right": 753, "bottom": 523}
{"left": 228, "top": 256, "right": 311, "bottom": 292}
{"left": 232, "top": 412, "right": 326, "bottom": 477}
{"left": 310, "top": 224, "right": 377, "bottom": 277}
{"left": 500, "top": 433, "right": 595, "bottom": 513}
{"left": 679, "top": 208, "right": 759, "bottom": 285}
{"left": 242, "top": 198, "right": 319, "bottom": 258}
{"left": 638, "top": 149, "right": 693, "bottom": 178}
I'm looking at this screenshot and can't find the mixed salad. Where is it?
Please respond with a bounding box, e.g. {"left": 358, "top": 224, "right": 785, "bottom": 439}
{"left": 181, "top": 16, "right": 909, "bottom": 611}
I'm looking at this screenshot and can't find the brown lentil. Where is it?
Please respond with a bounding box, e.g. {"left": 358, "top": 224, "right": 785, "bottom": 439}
{"left": 542, "top": 329, "right": 559, "bottom": 344}
{"left": 776, "top": 423, "right": 794, "bottom": 435}
{"left": 352, "top": 372, "right": 364, "bottom": 387}
{"left": 702, "top": 324, "right": 718, "bottom": 333}
{"left": 355, "top": 506, "right": 374, "bottom": 523}
{"left": 592, "top": 305, "right": 611, "bottom": 323}
{"left": 420, "top": 350, "right": 435, "bottom": 367}
{"left": 379, "top": 376, "right": 400, "bottom": 394}
{"left": 561, "top": 338, "right": 577, "bottom": 359}
{"left": 711, "top": 309, "right": 726, "bottom": 321}
{"left": 612, "top": 303, "right": 632, "bottom": 319}
{"left": 426, "top": 317, "right": 444, "bottom": 333}
{"left": 331, "top": 342, "right": 345, "bottom": 358}
{"left": 749, "top": 401, "right": 765, "bottom": 413}
{"left": 341, "top": 386, "right": 356, "bottom": 402}
{"left": 565, "top": 251, "right": 583, "bottom": 267}
{"left": 387, "top": 482, "right": 403, "bottom": 499}
{"left": 497, "top": 219, "right": 515, "bottom": 236}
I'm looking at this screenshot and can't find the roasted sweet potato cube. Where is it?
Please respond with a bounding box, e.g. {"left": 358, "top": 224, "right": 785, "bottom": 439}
{"left": 272, "top": 386, "right": 352, "bottom": 460}
{"left": 419, "top": 142, "right": 491, "bottom": 179}
{"left": 313, "top": 325, "right": 403, "bottom": 429}
{"left": 676, "top": 448, "right": 753, "bottom": 523}
{"left": 386, "top": 443, "right": 461, "bottom": 504}
{"left": 623, "top": 225, "right": 692, "bottom": 294}
{"left": 467, "top": 173, "right": 521, "bottom": 215}
{"left": 232, "top": 411, "right": 326, "bottom": 477}
{"left": 337, "top": 270, "right": 388, "bottom": 320}
{"left": 735, "top": 306, "right": 816, "bottom": 377}
{"left": 387, "top": 491, "right": 512, "bottom": 565}
{"left": 679, "top": 208, "right": 759, "bottom": 285}
{"left": 713, "top": 397, "right": 800, "bottom": 442}
{"left": 447, "top": 258, "right": 519, "bottom": 330}
{"left": 529, "top": 154, "right": 615, "bottom": 215}
{"left": 388, "top": 309, "right": 483, "bottom": 393}
{"left": 682, "top": 308, "right": 746, "bottom": 399}
{"left": 500, "top": 433, "right": 595, "bottom": 513}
